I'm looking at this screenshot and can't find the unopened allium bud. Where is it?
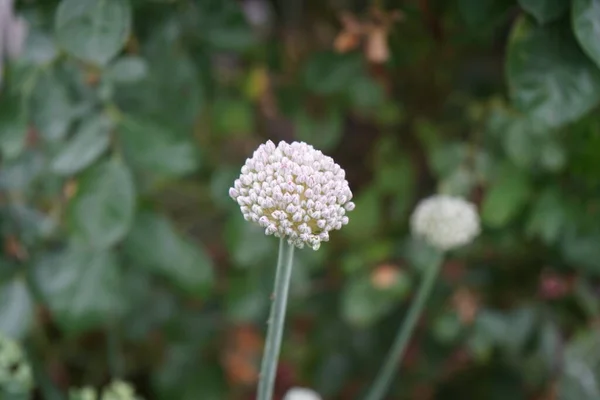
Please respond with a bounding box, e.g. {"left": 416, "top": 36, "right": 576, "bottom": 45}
{"left": 230, "top": 140, "right": 354, "bottom": 250}
{"left": 410, "top": 195, "right": 480, "bottom": 251}
{"left": 0, "top": 334, "right": 33, "bottom": 395}
{"left": 284, "top": 387, "right": 322, "bottom": 400}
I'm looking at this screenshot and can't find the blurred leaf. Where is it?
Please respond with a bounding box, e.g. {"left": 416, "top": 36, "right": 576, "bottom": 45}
{"left": 561, "top": 229, "right": 600, "bottom": 275}
{"left": 459, "top": 0, "right": 511, "bottom": 28}
{"left": 119, "top": 116, "right": 199, "bottom": 177}
{"left": 295, "top": 108, "right": 342, "bottom": 152}
{"left": 341, "top": 189, "right": 381, "bottom": 241}
{"left": 33, "top": 246, "right": 124, "bottom": 333}
{"left": 347, "top": 75, "right": 385, "bottom": 109}
{"left": 433, "top": 311, "right": 462, "bottom": 344}
{"left": 482, "top": 164, "right": 531, "bottom": 228}
{"left": 195, "top": 0, "right": 256, "bottom": 52}
{"left": 154, "top": 344, "right": 224, "bottom": 400}
{"left": 30, "top": 71, "right": 74, "bottom": 141}
{"left": 225, "top": 215, "right": 276, "bottom": 269}
{"left": 0, "top": 278, "right": 34, "bottom": 339}
{"left": 474, "top": 309, "right": 510, "bottom": 346}
{"left": 314, "top": 352, "right": 350, "bottom": 397}
{"left": 55, "top": 0, "right": 132, "bottom": 66}
{"left": 106, "top": 56, "right": 148, "bottom": 83}
{"left": 341, "top": 273, "right": 410, "bottom": 327}
{"left": 558, "top": 330, "right": 600, "bottom": 400}
{"left": 403, "top": 237, "right": 443, "bottom": 272}
{"left": 213, "top": 97, "right": 254, "bottom": 137}
{"left": 7, "top": 204, "right": 57, "bottom": 242}
{"left": 51, "top": 115, "right": 112, "bottom": 175}
{"left": 68, "top": 160, "right": 136, "bottom": 249}
{"left": 540, "top": 137, "right": 566, "bottom": 171}
{"left": 0, "top": 93, "right": 27, "bottom": 160}
{"left": 518, "top": 0, "right": 568, "bottom": 24}
{"left": 123, "top": 212, "right": 214, "bottom": 295}
{"left": 429, "top": 142, "right": 467, "bottom": 178}
{"left": 503, "top": 119, "right": 538, "bottom": 168}
{"left": 0, "top": 151, "right": 44, "bottom": 191}
{"left": 526, "top": 188, "right": 566, "bottom": 244}
{"left": 303, "top": 52, "right": 363, "bottom": 95}
{"left": 504, "top": 307, "right": 538, "bottom": 354}
{"left": 20, "top": 30, "right": 58, "bottom": 65}
{"left": 506, "top": 17, "right": 600, "bottom": 128}
{"left": 573, "top": 0, "right": 600, "bottom": 69}
{"left": 226, "top": 273, "right": 268, "bottom": 322}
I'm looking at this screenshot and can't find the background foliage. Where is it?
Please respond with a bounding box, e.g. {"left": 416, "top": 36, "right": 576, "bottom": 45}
{"left": 1, "top": 0, "right": 600, "bottom": 399}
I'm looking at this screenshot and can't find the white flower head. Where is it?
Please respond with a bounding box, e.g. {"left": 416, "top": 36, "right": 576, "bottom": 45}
{"left": 283, "top": 387, "right": 322, "bottom": 400}
{"left": 229, "top": 140, "right": 354, "bottom": 250}
{"left": 410, "top": 194, "right": 480, "bottom": 251}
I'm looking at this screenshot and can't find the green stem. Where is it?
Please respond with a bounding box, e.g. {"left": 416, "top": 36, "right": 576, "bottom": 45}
{"left": 257, "top": 238, "right": 295, "bottom": 400}
{"left": 364, "top": 257, "right": 443, "bottom": 400}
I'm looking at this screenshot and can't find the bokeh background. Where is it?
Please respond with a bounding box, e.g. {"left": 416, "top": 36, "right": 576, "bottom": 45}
{"left": 1, "top": 0, "right": 600, "bottom": 399}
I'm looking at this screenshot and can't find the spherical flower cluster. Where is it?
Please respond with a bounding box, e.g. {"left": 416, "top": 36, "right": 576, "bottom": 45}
{"left": 410, "top": 194, "right": 480, "bottom": 251}
{"left": 229, "top": 140, "right": 354, "bottom": 250}
{"left": 284, "top": 387, "right": 322, "bottom": 400}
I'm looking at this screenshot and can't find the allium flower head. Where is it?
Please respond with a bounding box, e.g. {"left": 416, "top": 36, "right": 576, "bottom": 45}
{"left": 410, "top": 194, "right": 480, "bottom": 251}
{"left": 229, "top": 140, "right": 354, "bottom": 250}
{"left": 283, "top": 387, "right": 322, "bottom": 400}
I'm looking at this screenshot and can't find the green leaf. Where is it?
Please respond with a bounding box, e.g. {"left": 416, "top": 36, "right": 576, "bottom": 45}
{"left": 51, "top": 115, "right": 112, "bottom": 175}
{"left": 518, "top": 0, "right": 568, "bottom": 24}
{"left": 558, "top": 330, "right": 600, "bottom": 400}
{"left": 347, "top": 75, "right": 385, "bottom": 109}
{"left": 303, "top": 52, "right": 363, "bottom": 95}
{"left": 224, "top": 215, "right": 276, "bottom": 269}
{"left": 341, "top": 273, "right": 410, "bottom": 327}
{"left": 0, "top": 151, "right": 44, "bottom": 191}
{"left": 212, "top": 98, "right": 254, "bottom": 137}
{"left": 482, "top": 164, "right": 532, "bottom": 228}
{"left": 561, "top": 229, "right": 600, "bottom": 275}
{"left": 341, "top": 188, "right": 381, "bottom": 241}
{"left": 506, "top": 17, "right": 600, "bottom": 128}
{"left": 459, "top": 0, "right": 511, "bottom": 28}
{"left": 573, "top": 0, "right": 600, "bottom": 69}
{"left": 33, "top": 246, "right": 124, "bottom": 333}
{"left": 295, "top": 108, "right": 342, "bottom": 152}
{"left": 526, "top": 188, "right": 566, "bottom": 244}
{"left": 123, "top": 212, "right": 214, "bottom": 295}
{"left": 106, "top": 56, "right": 148, "bottom": 83}
{"left": 0, "top": 278, "right": 34, "bottom": 339}
{"left": 119, "top": 116, "right": 199, "bottom": 177}
{"left": 0, "top": 93, "right": 27, "bottom": 160}
{"left": 30, "top": 72, "right": 74, "bottom": 141}
{"left": 154, "top": 344, "right": 224, "bottom": 400}
{"left": 225, "top": 274, "right": 268, "bottom": 322}
{"left": 55, "top": 0, "right": 132, "bottom": 66}
{"left": 68, "top": 160, "right": 135, "bottom": 249}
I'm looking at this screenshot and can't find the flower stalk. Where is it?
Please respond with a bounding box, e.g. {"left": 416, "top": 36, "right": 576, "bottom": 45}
{"left": 257, "top": 238, "right": 295, "bottom": 400}
{"left": 364, "top": 256, "right": 443, "bottom": 400}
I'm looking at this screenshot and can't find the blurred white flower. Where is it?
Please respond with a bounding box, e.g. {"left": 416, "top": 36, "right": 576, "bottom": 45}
{"left": 283, "top": 387, "right": 322, "bottom": 400}
{"left": 230, "top": 140, "right": 354, "bottom": 250}
{"left": 410, "top": 194, "right": 480, "bottom": 251}
{"left": 0, "top": 334, "right": 33, "bottom": 394}
{"left": 101, "top": 380, "right": 141, "bottom": 400}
